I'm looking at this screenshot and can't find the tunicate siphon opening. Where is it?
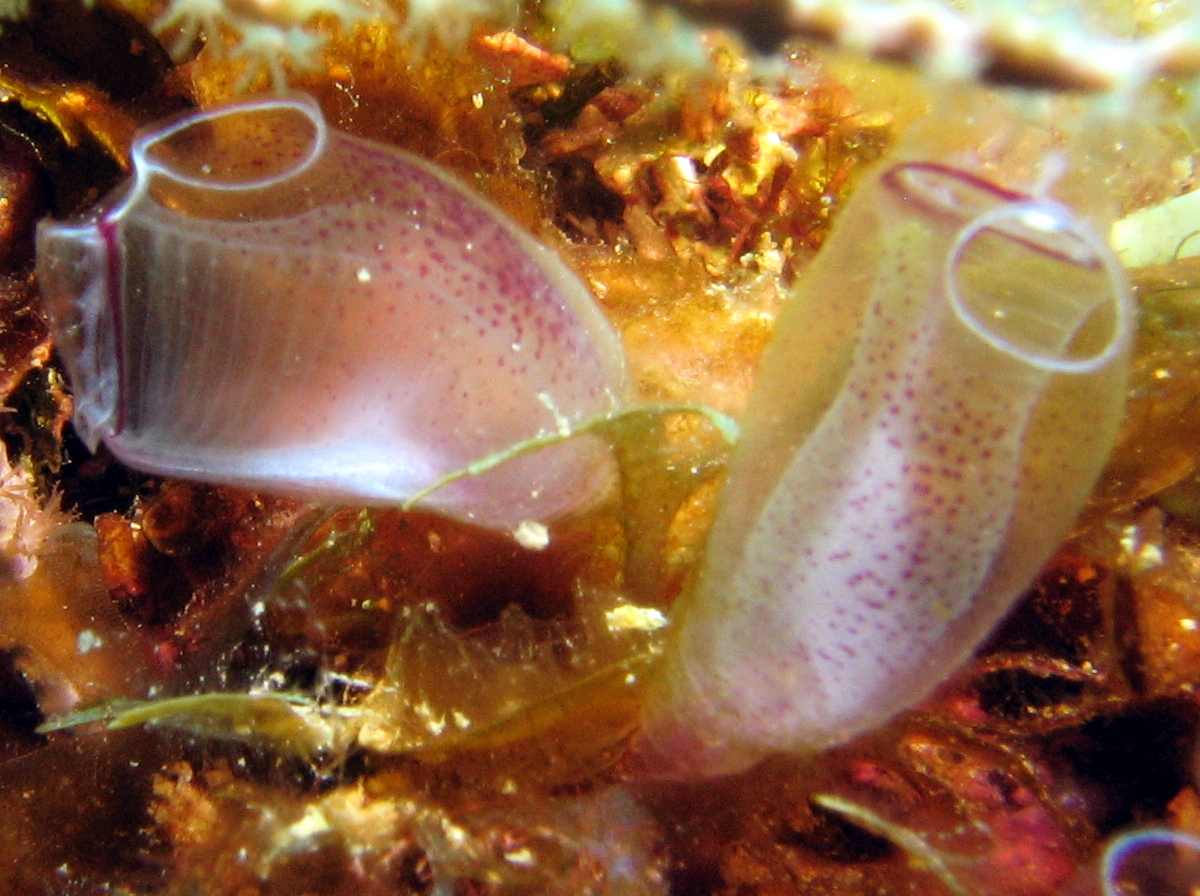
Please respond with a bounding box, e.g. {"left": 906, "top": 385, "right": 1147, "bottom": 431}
{"left": 1101, "top": 828, "right": 1200, "bottom": 896}
{"left": 133, "top": 96, "right": 326, "bottom": 213}
{"left": 947, "top": 200, "right": 1129, "bottom": 373}
{"left": 884, "top": 162, "right": 1129, "bottom": 374}
{"left": 885, "top": 162, "right": 1025, "bottom": 224}
{"left": 33, "top": 222, "right": 117, "bottom": 449}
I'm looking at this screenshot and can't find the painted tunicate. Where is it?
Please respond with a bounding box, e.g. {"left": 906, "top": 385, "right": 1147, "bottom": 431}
{"left": 36, "top": 94, "right": 626, "bottom": 529}
{"left": 633, "top": 134, "right": 1133, "bottom": 778}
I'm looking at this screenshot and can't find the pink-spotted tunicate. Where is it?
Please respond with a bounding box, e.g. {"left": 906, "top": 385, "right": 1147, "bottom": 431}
{"left": 35, "top": 94, "right": 626, "bottom": 529}
{"left": 633, "top": 138, "right": 1133, "bottom": 778}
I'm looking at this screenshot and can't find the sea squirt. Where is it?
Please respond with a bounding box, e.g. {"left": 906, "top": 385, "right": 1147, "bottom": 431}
{"left": 634, "top": 136, "right": 1133, "bottom": 778}
{"left": 35, "top": 94, "right": 626, "bottom": 529}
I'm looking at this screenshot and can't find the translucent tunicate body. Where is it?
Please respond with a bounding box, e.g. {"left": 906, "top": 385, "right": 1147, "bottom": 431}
{"left": 36, "top": 94, "right": 626, "bottom": 528}
{"left": 634, "top": 125, "right": 1133, "bottom": 778}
